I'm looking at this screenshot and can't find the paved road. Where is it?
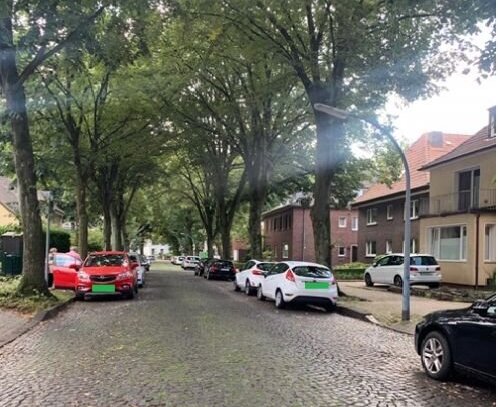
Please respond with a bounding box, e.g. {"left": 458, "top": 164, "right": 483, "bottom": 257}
{"left": 0, "top": 264, "right": 494, "bottom": 406}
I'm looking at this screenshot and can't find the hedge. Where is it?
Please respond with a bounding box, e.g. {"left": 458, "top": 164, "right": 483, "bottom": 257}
{"left": 43, "top": 228, "right": 71, "bottom": 253}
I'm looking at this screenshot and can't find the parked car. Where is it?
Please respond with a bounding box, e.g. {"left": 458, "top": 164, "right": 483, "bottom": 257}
{"left": 257, "top": 261, "right": 338, "bottom": 312}
{"left": 147, "top": 255, "right": 155, "bottom": 262}
{"left": 171, "top": 256, "right": 185, "bottom": 265}
{"left": 140, "top": 254, "right": 150, "bottom": 271}
{"left": 129, "top": 253, "right": 146, "bottom": 288}
{"left": 415, "top": 294, "right": 496, "bottom": 382}
{"left": 234, "top": 260, "right": 275, "bottom": 295}
{"left": 182, "top": 255, "right": 200, "bottom": 269}
{"left": 194, "top": 258, "right": 212, "bottom": 277}
{"left": 204, "top": 259, "right": 236, "bottom": 280}
{"left": 364, "top": 254, "right": 442, "bottom": 288}
{"left": 74, "top": 251, "right": 138, "bottom": 300}
{"left": 50, "top": 253, "right": 82, "bottom": 289}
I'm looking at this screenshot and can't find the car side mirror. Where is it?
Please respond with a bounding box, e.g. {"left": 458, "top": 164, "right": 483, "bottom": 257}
{"left": 472, "top": 299, "right": 490, "bottom": 317}
{"left": 69, "top": 264, "right": 80, "bottom": 271}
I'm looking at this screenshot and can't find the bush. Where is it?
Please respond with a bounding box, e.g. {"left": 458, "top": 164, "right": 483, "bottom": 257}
{"left": 333, "top": 262, "right": 369, "bottom": 270}
{"left": 43, "top": 228, "right": 71, "bottom": 252}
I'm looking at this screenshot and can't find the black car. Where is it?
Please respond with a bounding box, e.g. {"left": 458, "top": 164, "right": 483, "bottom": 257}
{"left": 204, "top": 259, "right": 236, "bottom": 281}
{"left": 415, "top": 294, "right": 495, "bottom": 382}
{"left": 194, "top": 258, "right": 213, "bottom": 277}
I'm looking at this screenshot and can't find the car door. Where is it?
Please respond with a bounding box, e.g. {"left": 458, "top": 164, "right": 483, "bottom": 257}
{"left": 263, "top": 263, "right": 287, "bottom": 299}
{"left": 374, "top": 255, "right": 392, "bottom": 284}
{"left": 452, "top": 297, "right": 496, "bottom": 377}
{"left": 52, "top": 254, "right": 79, "bottom": 289}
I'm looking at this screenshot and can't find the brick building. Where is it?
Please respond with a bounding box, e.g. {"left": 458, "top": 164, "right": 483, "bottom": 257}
{"left": 262, "top": 204, "right": 358, "bottom": 266}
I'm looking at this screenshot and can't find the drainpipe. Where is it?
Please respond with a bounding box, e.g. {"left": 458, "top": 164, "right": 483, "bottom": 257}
{"left": 475, "top": 213, "right": 480, "bottom": 289}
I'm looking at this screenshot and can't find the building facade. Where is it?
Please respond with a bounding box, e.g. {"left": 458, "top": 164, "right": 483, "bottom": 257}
{"left": 352, "top": 132, "right": 469, "bottom": 263}
{"left": 262, "top": 205, "right": 358, "bottom": 266}
{"left": 418, "top": 107, "right": 496, "bottom": 286}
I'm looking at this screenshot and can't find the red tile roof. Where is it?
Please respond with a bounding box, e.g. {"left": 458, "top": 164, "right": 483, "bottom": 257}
{"left": 353, "top": 133, "right": 469, "bottom": 205}
{"left": 420, "top": 125, "right": 495, "bottom": 170}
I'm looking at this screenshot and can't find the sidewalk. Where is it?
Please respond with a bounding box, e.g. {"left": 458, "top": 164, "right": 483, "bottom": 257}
{"left": 0, "top": 308, "right": 33, "bottom": 348}
{"left": 337, "top": 281, "right": 471, "bottom": 335}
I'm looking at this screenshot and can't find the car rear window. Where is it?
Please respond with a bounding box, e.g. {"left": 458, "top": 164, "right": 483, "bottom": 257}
{"left": 292, "top": 266, "right": 332, "bottom": 278}
{"left": 258, "top": 262, "right": 275, "bottom": 271}
{"left": 84, "top": 254, "right": 124, "bottom": 267}
{"left": 410, "top": 256, "right": 438, "bottom": 266}
{"left": 214, "top": 261, "right": 233, "bottom": 268}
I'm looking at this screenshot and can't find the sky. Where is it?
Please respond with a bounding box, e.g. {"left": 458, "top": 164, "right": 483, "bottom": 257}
{"left": 389, "top": 73, "right": 496, "bottom": 145}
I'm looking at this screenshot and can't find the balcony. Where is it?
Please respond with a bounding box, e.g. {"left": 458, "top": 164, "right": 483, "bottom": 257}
{"left": 425, "top": 189, "right": 496, "bottom": 216}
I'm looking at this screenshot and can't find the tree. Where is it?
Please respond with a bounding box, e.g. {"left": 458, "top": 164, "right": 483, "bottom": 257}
{"left": 221, "top": 0, "right": 495, "bottom": 267}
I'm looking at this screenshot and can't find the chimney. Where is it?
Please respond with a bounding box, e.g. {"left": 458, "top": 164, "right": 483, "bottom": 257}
{"left": 428, "top": 131, "right": 443, "bottom": 147}
{"left": 488, "top": 106, "right": 496, "bottom": 139}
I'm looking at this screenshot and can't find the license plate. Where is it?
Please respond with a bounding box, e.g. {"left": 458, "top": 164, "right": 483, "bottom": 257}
{"left": 92, "top": 284, "right": 115, "bottom": 293}
{"left": 305, "top": 281, "right": 329, "bottom": 289}
{"left": 221, "top": 268, "right": 229, "bottom": 271}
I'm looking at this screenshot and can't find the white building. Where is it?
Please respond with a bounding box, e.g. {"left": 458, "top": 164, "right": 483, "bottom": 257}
{"left": 143, "top": 239, "right": 170, "bottom": 258}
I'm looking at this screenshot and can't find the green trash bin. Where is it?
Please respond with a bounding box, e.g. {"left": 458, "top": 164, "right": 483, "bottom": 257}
{"left": 1, "top": 253, "right": 22, "bottom": 276}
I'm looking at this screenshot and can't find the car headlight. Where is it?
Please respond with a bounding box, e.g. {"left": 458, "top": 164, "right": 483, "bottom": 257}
{"left": 77, "top": 271, "right": 90, "bottom": 281}
{"left": 116, "top": 271, "right": 133, "bottom": 281}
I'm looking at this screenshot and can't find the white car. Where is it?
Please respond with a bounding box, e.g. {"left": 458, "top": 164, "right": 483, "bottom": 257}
{"left": 257, "top": 261, "right": 338, "bottom": 312}
{"left": 182, "top": 256, "right": 200, "bottom": 269}
{"left": 364, "top": 253, "right": 442, "bottom": 288}
{"left": 172, "top": 256, "right": 185, "bottom": 265}
{"left": 129, "top": 253, "right": 146, "bottom": 288}
{"left": 234, "top": 260, "right": 275, "bottom": 295}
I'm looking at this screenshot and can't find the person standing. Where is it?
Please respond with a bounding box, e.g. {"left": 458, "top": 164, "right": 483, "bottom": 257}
{"left": 67, "top": 246, "right": 82, "bottom": 262}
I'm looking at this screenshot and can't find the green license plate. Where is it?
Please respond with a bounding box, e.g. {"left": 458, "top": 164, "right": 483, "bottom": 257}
{"left": 305, "top": 281, "right": 329, "bottom": 289}
{"left": 92, "top": 284, "right": 115, "bottom": 293}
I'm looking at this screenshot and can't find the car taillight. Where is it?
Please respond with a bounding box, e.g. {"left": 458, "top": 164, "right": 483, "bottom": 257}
{"left": 210, "top": 265, "right": 216, "bottom": 272}
{"left": 285, "top": 270, "right": 295, "bottom": 282}
{"left": 435, "top": 266, "right": 441, "bottom": 271}
{"left": 252, "top": 269, "right": 263, "bottom": 275}
{"left": 410, "top": 267, "right": 418, "bottom": 273}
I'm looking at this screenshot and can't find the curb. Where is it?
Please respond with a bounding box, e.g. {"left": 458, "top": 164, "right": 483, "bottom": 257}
{"left": 0, "top": 295, "right": 75, "bottom": 350}
{"left": 335, "top": 303, "right": 414, "bottom": 336}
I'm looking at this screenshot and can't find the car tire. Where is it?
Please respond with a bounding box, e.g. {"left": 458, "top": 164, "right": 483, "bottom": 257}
{"left": 127, "top": 289, "right": 135, "bottom": 300}
{"left": 324, "top": 302, "right": 336, "bottom": 313}
{"left": 257, "top": 285, "right": 265, "bottom": 301}
{"left": 420, "top": 331, "right": 452, "bottom": 381}
{"left": 233, "top": 280, "right": 240, "bottom": 291}
{"left": 394, "top": 275, "right": 403, "bottom": 288}
{"left": 75, "top": 292, "right": 84, "bottom": 301}
{"left": 364, "top": 273, "right": 374, "bottom": 287}
{"left": 134, "top": 283, "right": 139, "bottom": 294}
{"left": 245, "top": 280, "right": 253, "bottom": 296}
{"left": 138, "top": 283, "right": 144, "bottom": 288}
{"left": 275, "top": 290, "right": 286, "bottom": 309}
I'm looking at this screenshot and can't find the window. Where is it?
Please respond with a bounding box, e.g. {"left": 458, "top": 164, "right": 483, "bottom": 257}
{"left": 485, "top": 224, "right": 496, "bottom": 261}
{"left": 367, "top": 208, "right": 377, "bottom": 225}
{"left": 458, "top": 168, "right": 480, "bottom": 211}
{"left": 282, "top": 243, "right": 289, "bottom": 259}
{"left": 402, "top": 238, "right": 417, "bottom": 253}
{"left": 338, "top": 216, "right": 347, "bottom": 228}
{"left": 386, "top": 240, "right": 392, "bottom": 254}
{"left": 366, "top": 241, "right": 376, "bottom": 257}
{"left": 338, "top": 246, "right": 346, "bottom": 257}
{"left": 410, "top": 200, "right": 419, "bottom": 219}
{"left": 429, "top": 225, "right": 467, "bottom": 261}
{"left": 376, "top": 255, "right": 391, "bottom": 266}
{"left": 387, "top": 205, "right": 393, "bottom": 220}
{"left": 351, "top": 217, "right": 358, "bottom": 231}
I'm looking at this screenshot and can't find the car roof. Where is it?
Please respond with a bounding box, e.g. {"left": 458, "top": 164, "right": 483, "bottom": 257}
{"left": 382, "top": 253, "right": 435, "bottom": 257}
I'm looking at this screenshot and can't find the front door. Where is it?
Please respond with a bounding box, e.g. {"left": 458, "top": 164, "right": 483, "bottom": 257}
{"left": 351, "top": 245, "right": 358, "bottom": 262}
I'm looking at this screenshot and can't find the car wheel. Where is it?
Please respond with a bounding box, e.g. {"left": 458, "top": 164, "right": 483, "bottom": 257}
{"left": 245, "top": 280, "right": 253, "bottom": 296}
{"left": 134, "top": 283, "right": 139, "bottom": 294}
{"left": 421, "top": 331, "right": 452, "bottom": 381}
{"left": 127, "top": 289, "right": 135, "bottom": 300}
{"left": 394, "top": 275, "right": 403, "bottom": 287}
{"left": 233, "top": 280, "right": 240, "bottom": 291}
{"left": 275, "top": 290, "right": 286, "bottom": 309}
{"left": 75, "top": 292, "right": 84, "bottom": 301}
{"left": 257, "top": 285, "right": 265, "bottom": 301}
{"left": 364, "top": 273, "right": 374, "bottom": 287}
{"left": 324, "top": 302, "right": 336, "bottom": 313}
{"left": 138, "top": 283, "right": 144, "bottom": 288}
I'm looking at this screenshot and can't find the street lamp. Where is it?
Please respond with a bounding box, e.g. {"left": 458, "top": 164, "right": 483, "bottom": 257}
{"left": 314, "top": 103, "right": 412, "bottom": 321}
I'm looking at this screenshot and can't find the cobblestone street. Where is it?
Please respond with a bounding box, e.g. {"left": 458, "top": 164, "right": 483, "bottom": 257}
{"left": 0, "top": 264, "right": 495, "bottom": 406}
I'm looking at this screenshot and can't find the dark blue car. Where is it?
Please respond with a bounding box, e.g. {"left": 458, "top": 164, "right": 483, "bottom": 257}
{"left": 415, "top": 294, "right": 495, "bottom": 382}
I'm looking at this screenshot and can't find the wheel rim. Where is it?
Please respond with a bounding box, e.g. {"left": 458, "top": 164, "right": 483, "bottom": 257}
{"left": 422, "top": 337, "right": 444, "bottom": 374}
{"left": 395, "top": 276, "right": 402, "bottom": 287}
{"left": 365, "top": 274, "right": 371, "bottom": 285}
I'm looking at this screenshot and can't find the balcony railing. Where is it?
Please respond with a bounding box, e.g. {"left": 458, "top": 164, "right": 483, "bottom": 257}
{"left": 426, "top": 189, "right": 496, "bottom": 216}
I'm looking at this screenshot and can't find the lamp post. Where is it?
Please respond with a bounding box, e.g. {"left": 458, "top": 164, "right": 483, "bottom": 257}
{"left": 313, "top": 103, "right": 412, "bottom": 321}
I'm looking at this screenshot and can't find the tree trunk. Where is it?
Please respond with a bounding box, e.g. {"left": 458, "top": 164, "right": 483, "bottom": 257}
{"left": 220, "top": 218, "right": 232, "bottom": 260}
{"left": 0, "top": 12, "right": 48, "bottom": 295}
{"left": 102, "top": 204, "right": 112, "bottom": 250}
{"left": 247, "top": 175, "right": 266, "bottom": 259}
{"left": 310, "top": 108, "right": 344, "bottom": 268}
{"left": 73, "top": 160, "right": 88, "bottom": 259}
{"left": 110, "top": 206, "right": 122, "bottom": 250}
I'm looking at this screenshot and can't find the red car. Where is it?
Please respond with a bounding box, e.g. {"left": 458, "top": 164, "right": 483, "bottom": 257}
{"left": 74, "top": 251, "right": 139, "bottom": 300}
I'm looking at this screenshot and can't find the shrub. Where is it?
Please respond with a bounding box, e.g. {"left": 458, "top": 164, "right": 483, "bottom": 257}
{"left": 43, "top": 228, "right": 71, "bottom": 252}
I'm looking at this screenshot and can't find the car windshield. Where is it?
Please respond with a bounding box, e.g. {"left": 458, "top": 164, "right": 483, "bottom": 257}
{"left": 214, "top": 261, "right": 233, "bottom": 268}
{"left": 292, "top": 266, "right": 332, "bottom": 278}
{"left": 410, "top": 256, "right": 438, "bottom": 266}
{"left": 258, "top": 262, "right": 275, "bottom": 271}
{"left": 84, "top": 254, "right": 125, "bottom": 267}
